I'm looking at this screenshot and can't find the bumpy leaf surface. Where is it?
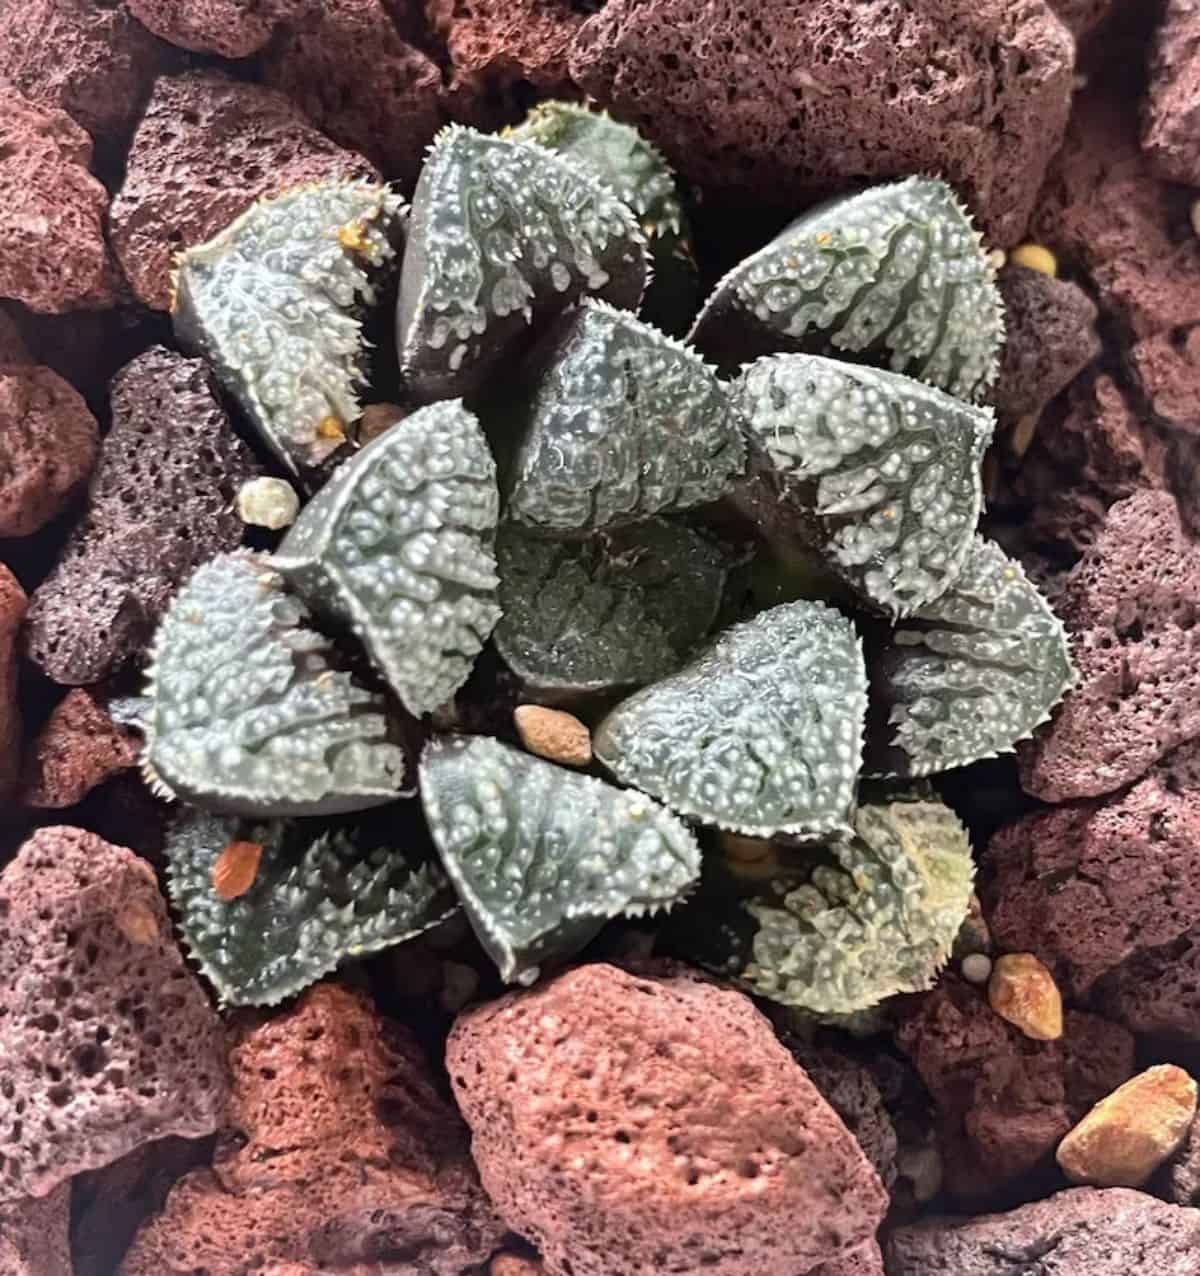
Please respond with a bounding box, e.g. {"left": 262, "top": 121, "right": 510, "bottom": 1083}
{"left": 173, "top": 181, "right": 404, "bottom": 472}
{"left": 420, "top": 735, "right": 700, "bottom": 983}
{"left": 732, "top": 354, "right": 993, "bottom": 618}
{"left": 396, "top": 125, "right": 648, "bottom": 401}
{"left": 275, "top": 400, "right": 501, "bottom": 717}
{"left": 166, "top": 808, "right": 455, "bottom": 1006}
{"left": 690, "top": 177, "right": 1004, "bottom": 402}
{"left": 594, "top": 601, "right": 867, "bottom": 838}
{"left": 142, "top": 552, "right": 407, "bottom": 817}
{"left": 866, "top": 536, "right": 1076, "bottom": 776}
{"left": 494, "top": 520, "right": 732, "bottom": 696}
{"left": 507, "top": 301, "right": 744, "bottom": 532}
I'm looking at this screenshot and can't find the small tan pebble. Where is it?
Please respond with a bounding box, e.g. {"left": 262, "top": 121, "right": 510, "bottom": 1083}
{"left": 1056, "top": 1064, "right": 1199, "bottom": 1187}
{"left": 211, "top": 839, "right": 264, "bottom": 901}
{"left": 439, "top": 960, "right": 479, "bottom": 1015}
{"left": 490, "top": 1255, "right": 544, "bottom": 1276}
{"left": 236, "top": 476, "right": 300, "bottom": 530}
{"left": 986, "top": 247, "right": 1007, "bottom": 271}
{"left": 952, "top": 892, "right": 993, "bottom": 960}
{"left": 357, "top": 401, "right": 405, "bottom": 443}
{"left": 116, "top": 900, "right": 160, "bottom": 945}
{"left": 513, "top": 704, "right": 592, "bottom": 767}
{"left": 988, "top": 952, "right": 1063, "bottom": 1040}
{"left": 1009, "top": 242, "right": 1058, "bottom": 277}
{"left": 961, "top": 953, "right": 993, "bottom": 985}
{"left": 717, "top": 831, "right": 781, "bottom": 881}
{"left": 1010, "top": 412, "right": 1039, "bottom": 459}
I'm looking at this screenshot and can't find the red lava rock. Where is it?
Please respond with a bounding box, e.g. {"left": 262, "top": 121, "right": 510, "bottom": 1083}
{"left": 22, "top": 689, "right": 138, "bottom": 809}
{"left": 1093, "top": 920, "right": 1200, "bottom": 1043}
{"left": 0, "top": 364, "right": 98, "bottom": 539}
{"left": 1020, "top": 491, "right": 1200, "bottom": 801}
{"left": 993, "top": 265, "right": 1101, "bottom": 430}
{"left": 988, "top": 740, "right": 1200, "bottom": 998}
{"left": 0, "top": 308, "right": 30, "bottom": 365}
{"left": 121, "top": 982, "right": 504, "bottom": 1276}
{"left": 895, "top": 978, "right": 1135, "bottom": 1199}
{"left": 109, "top": 70, "right": 377, "bottom": 312}
{"left": 0, "top": 82, "right": 119, "bottom": 314}
{"left": 1144, "top": 0, "right": 1200, "bottom": 187}
{"left": 0, "top": 826, "right": 228, "bottom": 1203}
{"left": 0, "top": 1184, "right": 71, "bottom": 1275}
{"left": 0, "top": 0, "right": 168, "bottom": 143}
{"left": 1159, "top": 1116, "right": 1200, "bottom": 1205}
{"left": 1050, "top": 0, "right": 1121, "bottom": 38}
{"left": 0, "top": 565, "right": 28, "bottom": 806}
{"left": 262, "top": 0, "right": 442, "bottom": 187}
{"left": 447, "top": 962, "right": 889, "bottom": 1276}
{"left": 567, "top": 0, "right": 1074, "bottom": 246}
{"left": 810, "top": 1240, "right": 886, "bottom": 1276}
{"left": 887, "top": 1186, "right": 1200, "bottom": 1274}
{"left": 126, "top": 0, "right": 319, "bottom": 57}
{"left": 1130, "top": 326, "right": 1200, "bottom": 436}
{"left": 24, "top": 346, "right": 258, "bottom": 686}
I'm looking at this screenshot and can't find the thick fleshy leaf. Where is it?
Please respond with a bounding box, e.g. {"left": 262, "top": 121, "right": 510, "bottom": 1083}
{"left": 594, "top": 601, "right": 867, "bottom": 838}
{"left": 274, "top": 400, "right": 501, "bottom": 717}
{"left": 419, "top": 735, "right": 700, "bottom": 983}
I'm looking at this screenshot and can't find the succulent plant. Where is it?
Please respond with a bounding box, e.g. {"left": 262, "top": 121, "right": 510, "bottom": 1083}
{"left": 594, "top": 601, "right": 867, "bottom": 839}
{"left": 141, "top": 552, "right": 407, "bottom": 817}
{"left": 165, "top": 807, "right": 455, "bottom": 1006}
{"left": 865, "top": 535, "right": 1076, "bottom": 777}
{"left": 396, "top": 125, "right": 649, "bottom": 402}
{"left": 172, "top": 180, "right": 405, "bottom": 473}
{"left": 420, "top": 735, "right": 701, "bottom": 983}
{"left": 731, "top": 354, "right": 993, "bottom": 618}
{"left": 690, "top": 177, "right": 1004, "bottom": 403}
{"left": 494, "top": 519, "right": 734, "bottom": 699}
{"left": 506, "top": 301, "right": 744, "bottom": 532}
{"left": 273, "top": 399, "right": 502, "bottom": 718}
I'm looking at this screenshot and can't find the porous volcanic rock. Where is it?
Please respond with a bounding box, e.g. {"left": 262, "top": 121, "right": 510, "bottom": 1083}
{"left": 1159, "top": 1116, "right": 1200, "bottom": 1205}
{"left": 0, "top": 82, "right": 119, "bottom": 314}
{"left": 810, "top": 1240, "right": 885, "bottom": 1276}
{"left": 567, "top": 0, "right": 1074, "bottom": 245}
{"left": 0, "top": 364, "right": 98, "bottom": 538}
{"left": 1094, "top": 919, "right": 1200, "bottom": 1042}
{"left": 0, "top": 308, "right": 30, "bottom": 365}
{"left": 126, "top": 0, "right": 319, "bottom": 57}
{"left": 22, "top": 689, "right": 139, "bottom": 809}
{"left": 0, "top": 0, "right": 168, "bottom": 142}
{"left": 447, "top": 963, "right": 889, "bottom": 1276}
{"left": 0, "top": 1184, "right": 71, "bottom": 1276}
{"left": 109, "top": 71, "right": 377, "bottom": 311}
{"left": 0, "top": 826, "right": 228, "bottom": 1203}
{"left": 25, "top": 346, "right": 258, "bottom": 685}
{"left": 1020, "top": 491, "right": 1200, "bottom": 801}
{"left": 1050, "top": 0, "right": 1121, "bottom": 38}
{"left": 1144, "top": 0, "right": 1200, "bottom": 187}
{"left": 1130, "top": 326, "right": 1200, "bottom": 436}
{"left": 262, "top": 0, "right": 442, "bottom": 186}
{"left": 121, "top": 982, "right": 504, "bottom": 1276}
{"left": 0, "top": 565, "right": 27, "bottom": 806}
{"left": 887, "top": 1186, "right": 1200, "bottom": 1275}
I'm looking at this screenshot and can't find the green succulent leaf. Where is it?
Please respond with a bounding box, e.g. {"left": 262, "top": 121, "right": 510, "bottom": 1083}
{"left": 419, "top": 735, "right": 701, "bottom": 983}
{"left": 494, "top": 519, "right": 733, "bottom": 698}
{"left": 396, "top": 125, "right": 649, "bottom": 402}
{"left": 142, "top": 552, "right": 407, "bottom": 817}
{"left": 690, "top": 176, "right": 1004, "bottom": 403}
{"left": 593, "top": 601, "right": 867, "bottom": 839}
{"left": 172, "top": 180, "right": 405, "bottom": 473}
{"left": 165, "top": 807, "right": 455, "bottom": 1006}
{"left": 274, "top": 400, "right": 502, "bottom": 718}
{"left": 865, "top": 536, "right": 1077, "bottom": 777}
{"left": 731, "top": 354, "right": 993, "bottom": 618}
{"left": 506, "top": 301, "right": 745, "bottom": 533}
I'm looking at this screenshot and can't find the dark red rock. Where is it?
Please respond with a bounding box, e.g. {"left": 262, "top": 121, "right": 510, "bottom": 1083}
{"left": 1144, "top": 0, "right": 1200, "bottom": 187}
{"left": 1159, "top": 1116, "right": 1200, "bottom": 1205}
{"left": 0, "top": 308, "right": 30, "bottom": 365}
{"left": 126, "top": 0, "right": 319, "bottom": 57}
{"left": 262, "top": 0, "right": 442, "bottom": 187}
{"left": 0, "top": 0, "right": 168, "bottom": 143}
{"left": 0, "top": 826, "right": 228, "bottom": 1203}
{"left": 0, "top": 82, "right": 119, "bottom": 314}
{"left": 887, "top": 1186, "right": 1200, "bottom": 1274}
{"left": 568, "top": 0, "right": 1074, "bottom": 247}
{"left": 121, "top": 982, "right": 504, "bottom": 1276}
{"left": 1020, "top": 491, "right": 1200, "bottom": 800}
{"left": 1130, "top": 326, "right": 1200, "bottom": 436}
{"left": 1050, "top": 0, "right": 1121, "bottom": 38}
{"left": 25, "top": 346, "right": 258, "bottom": 685}
{"left": 0, "top": 1184, "right": 71, "bottom": 1276}
{"left": 1094, "top": 921, "right": 1200, "bottom": 1043}
{"left": 22, "top": 689, "right": 138, "bottom": 809}
{"left": 0, "top": 565, "right": 28, "bottom": 807}
{"left": 810, "top": 1240, "right": 885, "bottom": 1276}
{"left": 0, "top": 364, "right": 98, "bottom": 538}
{"left": 109, "top": 71, "right": 377, "bottom": 311}
{"left": 447, "top": 962, "right": 889, "bottom": 1276}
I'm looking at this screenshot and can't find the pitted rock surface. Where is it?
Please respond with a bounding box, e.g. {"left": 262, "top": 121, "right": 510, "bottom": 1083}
{"left": 0, "top": 826, "right": 228, "bottom": 1204}
{"left": 0, "top": 1184, "right": 71, "bottom": 1276}
{"left": 810, "top": 1240, "right": 885, "bottom": 1276}
{"left": 109, "top": 71, "right": 377, "bottom": 311}
{"left": 1020, "top": 491, "right": 1200, "bottom": 801}
{"left": 0, "top": 566, "right": 27, "bottom": 806}
{"left": 1144, "top": 0, "right": 1200, "bottom": 187}
{"left": 121, "top": 983, "right": 504, "bottom": 1276}
{"left": 568, "top": 0, "right": 1074, "bottom": 246}
{"left": 262, "top": 0, "right": 442, "bottom": 187}
{"left": 1130, "top": 327, "right": 1200, "bottom": 437}
{"left": 22, "top": 689, "right": 139, "bottom": 809}
{"left": 0, "top": 0, "right": 167, "bottom": 142}
{"left": 1094, "top": 918, "right": 1200, "bottom": 1042}
{"left": 0, "top": 309, "right": 30, "bottom": 365}
{"left": 25, "top": 346, "right": 258, "bottom": 685}
{"left": 126, "top": 0, "right": 319, "bottom": 57}
{"left": 447, "top": 963, "right": 888, "bottom": 1276}
{"left": 0, "top": 363, "right": 98, "bottom": 538}
{"left": 1159, "top": 1116, "right": 1200, "bottom": 1205}
{"left": 887, "top": 1186, "right": 1200, "bottom": 1275}
{"left": 0, "top": 82, "right": 119, "bottom": 314}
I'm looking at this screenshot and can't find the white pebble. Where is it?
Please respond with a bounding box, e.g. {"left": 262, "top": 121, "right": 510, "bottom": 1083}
{"left": 237, "top": 477, "right": 300, "bottom": 530}
{"left": 961, "top": 952, "right": 993, "bottom": 985}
